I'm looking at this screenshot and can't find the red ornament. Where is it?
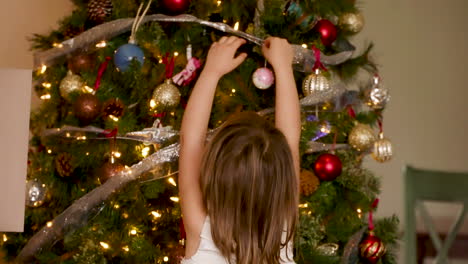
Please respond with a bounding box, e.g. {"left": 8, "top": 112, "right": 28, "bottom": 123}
{"left": 314, "top": 19, "right": 338, "bottom": 46}
{"left": 313, "top": 153, "right": 342, "bottom": 181}
{"left": 161, "top": 0, "right": 190, "bottom": 15}
{"left": 359, "top": 232, "right": 386, "bottom": 263}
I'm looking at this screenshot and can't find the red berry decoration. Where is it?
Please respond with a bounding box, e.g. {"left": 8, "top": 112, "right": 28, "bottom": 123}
{"left": 314, "top": 19, "right": 338, "bottom": 46}
{"left": 161, "top": 0, "right": 191, "bottom": 15}
{"left": 313, "top": 153, "right": 342, "bottom": 181}
{"left": 359, "top": 232, "right": 386, "bottom": 264}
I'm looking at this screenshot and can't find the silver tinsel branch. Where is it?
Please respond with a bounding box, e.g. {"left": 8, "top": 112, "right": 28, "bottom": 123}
{"left": 16, "top": 143, "right": 179, "bottom": 263}
{"left": 34, "top": 14, "right": 352, "bottom": 71}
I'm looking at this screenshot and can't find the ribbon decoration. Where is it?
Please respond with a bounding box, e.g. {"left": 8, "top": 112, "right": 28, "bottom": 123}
{"left": 102, "top": 128, "right": 118, "bottom": 138}
{"left": 377, "top": 118, "right": 383, "bottom": 134}
{"left": 94, "top": 56, "right": 111, "bottom": 91}
{"left": 368, "top": 198, "right": 379, "bottom": 231}
{"left": 312, "top": 46, "right": 327, "bottom": 72}
{"left": 172, "top": 57, "right": 201, "bottom": 86}
{"left": 162, "top": 53, "right": 175, "bottom": 79}
{"left": 347, "top": 105, "right": 356, "bottom": 119}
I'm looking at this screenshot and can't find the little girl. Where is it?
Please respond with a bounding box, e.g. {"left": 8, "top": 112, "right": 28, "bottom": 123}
{"left": 179, "top": 36, "right": 300, "bottom": 264}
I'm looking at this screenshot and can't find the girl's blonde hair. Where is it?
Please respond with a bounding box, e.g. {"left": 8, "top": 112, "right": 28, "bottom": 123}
{"left": 200, "top": 112, "right": 299, "bottom": 264}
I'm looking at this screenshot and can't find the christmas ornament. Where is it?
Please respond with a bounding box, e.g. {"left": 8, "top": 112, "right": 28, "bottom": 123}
{"left": 25, "top": 179, "right": 47, "bottom": 207}
{"left": 68, "top": 53, "right": 95, "bottom": 73}
{"left": 313, "top": 153, "right": 342, "bottom": 181}
{"left": 363, "top": 75, "right": 390, "bottom": 110}
{"left": 151, "top": 79, "right": 181, "bottom": 109}
{"left": 126, "top": 119, "right": 179, "bottom": 144}
{"left": 300, "top": 169, "right": 320, "bottom": 196}
{"left": 63, "top": 26, "right": 84, "bottom": 40}
{"left": 55, "top": 152, "right": 75, "bottom": 177}
{"left": 172, "top": 46, "right": 201, "bottom": 86}
{"left": 359, "top": 199, "right": 386, "bottom": 263}
{"left": 312, "top": 120, "right": 331, "bottom": 141}
{"left": 359, "top": 232, "right": 386, "bottom": 263}
{"left": 102, "top": 98, "right": 125, "bottom": 119}
{"left": 59, "top": 70, "right": 84, "bottom": 100}
{"left": 339, "top": 12, "right": 365, "bottom": 33}
{"left": 114, "top": 43, "right": 145, "bottom": 72}
{"left": 316, "top": 243, "right": 339, "bottom": 256}
{"left": 161, "top": 0, "right": 191, "bottom": 15}
{"left": 284, "top": 1, "right": 315, "bottom": 30}
{"left": 314, "top": 19, "right": 337, "bottom": 46}
{"left": 303, "top": 47, "right": 330, "bottom": 97}
{"left": 97, "top": 162, "right": 125, "bottom": 184}
{"left": 252, "top": 67, "right": 275, "bottom": 89}
{"left": 348, "top": 123, "right": 376, "bottom": 151}
{"left": 74, "top": 93, "right": 101, "bottom": 124}
{"left": 372, "top": 120, "right": 393, "bottom": 163}
{"left": 87, "top": 0, "right": 113, "bottom": 24}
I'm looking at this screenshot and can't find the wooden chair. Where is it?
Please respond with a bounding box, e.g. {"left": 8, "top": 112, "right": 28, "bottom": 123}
{"left": 404, "top": 165, "right": 468, "bottom": 264}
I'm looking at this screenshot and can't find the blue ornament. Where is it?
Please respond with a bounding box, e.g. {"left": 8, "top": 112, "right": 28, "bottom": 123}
{"left": 114, "top": 43, "right": 145, "bottom": 72}
{"left": 285, "top": 1, "right": 315, "bottom": 30}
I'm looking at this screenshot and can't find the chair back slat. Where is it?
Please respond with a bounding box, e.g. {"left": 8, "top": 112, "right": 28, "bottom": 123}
{"left": 404, "top": 165, "right": 468, "bottom": 264}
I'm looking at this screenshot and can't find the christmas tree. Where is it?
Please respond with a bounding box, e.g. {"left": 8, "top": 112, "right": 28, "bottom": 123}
{"left": 1, "top": 0, "right": 399, "bottom": 263}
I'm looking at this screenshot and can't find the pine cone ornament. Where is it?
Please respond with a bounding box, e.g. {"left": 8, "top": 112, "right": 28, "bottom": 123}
{"left": 300, "top": 169, "right": 320, "bottom": 196}
{"left": 88, "top": 0, "right": 113, "bottom": 24}
{"left": 55, "top": 152, "right": 75, "bottom": 177}
{"left": 102, "top": 98, "right": 125, "bottom": 119}
{"left": 63, "top": 26, "right": 84, "bottom": 40}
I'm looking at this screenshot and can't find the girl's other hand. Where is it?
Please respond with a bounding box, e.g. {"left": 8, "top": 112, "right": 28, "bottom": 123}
{"left": 204, "top": 36, "right": 248, "bottom": 79}
{"left": 262, "top": 37, "right": 293, "bottom": 70}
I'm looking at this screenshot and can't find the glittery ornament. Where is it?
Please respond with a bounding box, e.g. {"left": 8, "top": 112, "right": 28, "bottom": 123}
{"left": 363, "top": 76, "right": 390, "bottom": 110}
{"left": 313, "top": 153, "right": 342, "bottom": 181}
{"left": 339, "top": 12, "right": 365, "bottom": 33}
{"left": 372, "top": 133, "right": 393, "bottom": 163}
{"left": 88, "top": 0, "right": 113, "bottom": 24}
{"left": 97, "top": 162, "right": 125, "bottom": 184}
{"left": 314, "top": 19, "right": 337, "bottom": 46}
{"left": 102, "top": 98, "right": 125, "bottom": 119}
{"left": 348, "top": 123, "right": 376, "bottom": 151}
{"left": 284, "top": 1, "right": 315, "bottom": 30}
{"left": 55, "top": 152, "right": 75, "bottom": 177}
{"left": 303, "top": 69, "right": 330, "bottom": 97}
{"left": 68, "top": 53, "right": 96, "bottom": 73}
{"left": 59, "top": 70, "right": 85, "bottom": 100}
{"left": 316, "top": 243, "right": 339, "bottom": 256}
{"left": 252, "top": 67, "right": 274, "bottom": 89}
{"left": 300, "top": 169, "right": 320, "bottom": 196}
{"left": 114, "top": 43, "right": 145, "bottom": 72}
{"left": 151, "top": 79, "right": 181, "bottom": 109}
{"left": 25, "top": 179, "right": 47, "bottom": 207}
{"left": 73, "top": 93, "right": 101, "bottom": 125}
{"left": 359, "top": 232, "right": 386, "bottom": 264}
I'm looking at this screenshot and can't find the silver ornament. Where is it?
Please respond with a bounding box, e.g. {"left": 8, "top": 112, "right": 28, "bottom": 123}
{"left": 372, "top": 133, "right": 393, "bottom": 162}
{"left": 339, "top": 12, "right": 365, "bottom": 33}
{"left": 316, "top": 243, "right": 339, "bottom": 256}
{"left": 59, "top": 70, "right": 85, "bottom": 100}
{"left": 303, "top": 69, "right": 330, "bottom": 96}
{"left": 364, "top": 76, "right": 390, "bottom": 110}
{"left": 348, "top": 123, "right": 376, "bottom": 151}
{"left": 151, "top": 79, "right": 181, "bottom": 109}
{"left": 25, "top": 179, "right": 47, "bottom": 207}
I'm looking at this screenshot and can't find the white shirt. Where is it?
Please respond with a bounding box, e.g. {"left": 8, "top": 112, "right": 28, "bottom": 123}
{"left": 181, "top": 217, "right": 295, "bottom": 264}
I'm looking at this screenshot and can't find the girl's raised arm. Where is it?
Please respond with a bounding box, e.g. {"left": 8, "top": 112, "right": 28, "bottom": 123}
{"left": 262, "top": 37, "right": 300, "bottom": 183}
{"left": 179, "top": 36, "right": 246, "bottom": 257}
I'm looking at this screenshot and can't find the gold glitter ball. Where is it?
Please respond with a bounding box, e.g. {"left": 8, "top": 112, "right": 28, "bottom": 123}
{"left": 348, "top": 123, "right": 376, "bottom": 151}
{"left": 59, "top": 70, "right": 85, "bottom": 100}
{"left": 151, "top": 79, "right": 181, "bottom": 109}
{"left": 339, "top": 12, "right": 365, "bottom": 33}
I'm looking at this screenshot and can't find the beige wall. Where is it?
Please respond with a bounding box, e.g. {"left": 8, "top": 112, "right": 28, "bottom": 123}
{"left": 0, "top": 0, "right": 74, "bottom": 69}
{"left": 356, "top": 0, "right": 468, "bottom": 232}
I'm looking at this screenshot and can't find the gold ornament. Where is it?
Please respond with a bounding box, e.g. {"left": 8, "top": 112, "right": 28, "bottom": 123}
{"left": 302, "top": 69, "right": 330, "bottom": 97}
{"left": 339, "top": 12, "right": 365, "bottom": 33}
{"left": 59, "top": 70, "right": 85, "bottom": 100}
{"left": 25, "top": 179, "right": 48, "bottom": 207}
{"left": 348, "top": 123, "right": 376, "bottom": 151}
{"left": 372, "top": 133, "right": 393, "bottom": 163}
{"left": 364, "top": 76, "right": 390, "bottom": 110}
{"left": 300, "top": 169, "right": 320, "bottom": 196}
{"left": 150, "top": 79, "right": 181, "bottom": 110}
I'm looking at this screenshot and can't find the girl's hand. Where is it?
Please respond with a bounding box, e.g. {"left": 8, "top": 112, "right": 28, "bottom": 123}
{"left": 204, "top": 36, "right": 248, "bottom": 79}
{"left": 262, "top": 37, "right": 293, "bottom": 70}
